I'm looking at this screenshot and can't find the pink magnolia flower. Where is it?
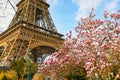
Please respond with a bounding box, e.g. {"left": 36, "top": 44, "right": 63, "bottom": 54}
{"left": 38, "top": 9, "right": 120, "bottom": 79}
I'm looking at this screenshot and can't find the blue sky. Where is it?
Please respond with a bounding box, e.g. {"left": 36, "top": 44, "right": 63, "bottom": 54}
{"left": 0, "top": 0, "right": 120, "bottom": 35}
{"left": 48, "top": 0, "right": 120, "bottom": 35}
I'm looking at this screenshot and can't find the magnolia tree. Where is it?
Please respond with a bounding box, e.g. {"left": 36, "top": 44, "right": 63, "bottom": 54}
{"left": 38, "top": 9, "right": 120, "bottom": 80}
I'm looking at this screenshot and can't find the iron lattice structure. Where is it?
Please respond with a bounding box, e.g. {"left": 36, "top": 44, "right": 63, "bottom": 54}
{"left": 0, "top": 0, "right": 63, "bottom": 66}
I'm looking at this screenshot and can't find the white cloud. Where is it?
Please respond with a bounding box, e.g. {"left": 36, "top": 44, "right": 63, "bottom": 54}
{"left": 0, "top": 0, "right": 16, "bottom": 33}
{"left": 46, "top": 0, "right": 59, "bottom": 6}
{"left": 72, "top": 0, "right": 102, "bottom": 21}
{"left": 105, "top": 0, "right": 120, "bottom": 12}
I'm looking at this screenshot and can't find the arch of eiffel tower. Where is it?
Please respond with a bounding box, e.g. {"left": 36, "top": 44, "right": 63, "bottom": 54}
{"left": 0, "top": 0, "right": 64, "bottom": 66}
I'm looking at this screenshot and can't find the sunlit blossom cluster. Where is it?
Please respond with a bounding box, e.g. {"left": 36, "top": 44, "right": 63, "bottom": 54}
{"left": 38, "top": 9, "right": 120, "bottom": 79}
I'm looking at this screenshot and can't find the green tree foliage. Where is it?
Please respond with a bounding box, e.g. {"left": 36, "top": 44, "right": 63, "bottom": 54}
{"left": 9, "top": 58, "right": 37, "bottom": 79}
{"left": 0, "top": 70, "right": 18, "bottom": 80}
{"left": 1, "top": 75, "right": 6, "bottom": 80}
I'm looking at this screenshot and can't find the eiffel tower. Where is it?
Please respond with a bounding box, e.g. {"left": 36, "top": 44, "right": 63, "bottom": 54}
{"left": 0, "top": 0, "right": 63, "bottom": 66}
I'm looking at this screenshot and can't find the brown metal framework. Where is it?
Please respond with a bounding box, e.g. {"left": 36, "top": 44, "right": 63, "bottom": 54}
{"left": 0, "top": 0, "right": 64, "bottom": 66}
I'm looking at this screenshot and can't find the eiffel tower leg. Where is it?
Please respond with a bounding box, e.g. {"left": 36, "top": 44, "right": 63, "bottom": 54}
{"left": 0, "top": 39, "right": 30, "bottom": 66}
{"left": 0, "top": 38, "right": 18, "bottom": 66}
{"left": 15, "top": 39, "right": 29, "bottom": 60}
{"left": 24, "top": 36, "right": 33, "bottom": 59}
